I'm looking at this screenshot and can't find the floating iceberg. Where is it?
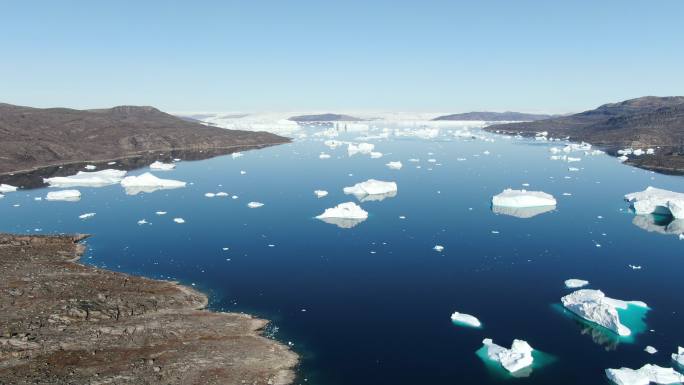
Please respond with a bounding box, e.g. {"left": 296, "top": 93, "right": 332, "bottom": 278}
{"left": 173, "top": 218, "right": 185, "bottom": 224}
{"left": 479, "top": 338, "right": 534, "bottom": 373}
{"left": 78, "top": 212, "right": 96, "bottom": 219}
{"left": 314, "top": 190, "right": 328, "bottom": 198}
{"left": 605, "top": 364, "right": 684, "bottom": 385}
{"left": 84, "top": 164, "right": 96, "bottom": 170}
{"left": 347, "top": 142, "right": 375, "bottom": 156}
{"left": 344, "top": 179, "right": 397, "bottom": 202}
{"left": 247, "top": 202, "right": 264, "bottom": 208}
{"left": 433, "top": 245, "right": 444, "bottom": 252}
{"left": 386, "top": 161, "right": 403, "bottom": 170}
{"left": 561, "top": 289, "right": 648, "bottom": 336}
{"left": 673, "top": 347, "right": 684, "bottom": 367}
{"left": 625, "top": 187, "right": 684, "bottom": 219}
{"left": 232, "top": 152, "right": 244, "bottom": 158}
{"left": 46, "top": 190, "right": 81, "bottom": 201}
{"left": 120, "top": 172, "right": 186, "bottom": 195}
{"left": 44, "top": 169, "right": 126, "bottom": 188}
{"left": 319, "top": 153, "right": 331, "bottom": 159}
{"left": 492, "top": 189, "right": 557, "bottom": 209}
{"left": 565, "top": 279, "right": 589, "bottom": 289}
{"left": 316, "top": 202, "right": 368, "bottom": 228}
{"left": 150, "top": 161, "right": 175, "bottom": 170}
{"left": 450, "top": 312, "right": 481, "bottom": 328}
{"left": 644, "top": 346, "right": 657, "bottom": 354}
{"left": 0, "top": 184, "right": 18, "bottom": 193}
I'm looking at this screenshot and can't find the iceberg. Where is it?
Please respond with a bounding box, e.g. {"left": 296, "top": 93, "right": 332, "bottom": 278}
{"left": 44, "top": 169, "right": 126, "bottom": 188}
{"left": 479, "top": 338, "right": 534, "bottom": 373}
{"left": 344, "top": 179, "right": 398, "bottom": 202}
{"left": 644, "top": 346, "right": 658, "bottom": 354}
{"left": 433, "top": 245, "right": 444, "bottom": 252}
{"left": 319, "top": 153, "right": 331, "bottom": 159}
{"left": 561, "top": 289, "right": 648, "bottom": 336}
{"left": 347, "top": 142, "right": 375, "bottom": 156}
{"left": 492, "top": 189, "right": 557, "bottom": 208}
{"left": 149, "top": 161, "right": 175, "bottom": 170}
{"left": 0, "top": 184, "right": 18, "bottom": 193}
{"left": 120, "top": 172, "right": 186, "bottom": 195}
{"left": 173, "top": 218, "right": 185, "bottom": 224}
{"left": 314, "top": 190, "right": 328, "bottom": 198}
{"left": 316, "top": 202, "right": 368, "bottom": 228}
{"left": 247, "top": 202, "right": 264, "bottom": 208}
{"left": 565, "top": 279, "right": 589, "bottom": 289}
{"left": 386, "top": 161, "right": 403, "bottom": 170}
{"left": 673, "top": 347, "right": 684, "bottom": 367}
{"left": 46, "top": 190, "right": 81, "bottom": 201}
{"left": 78, "top": 212, "right": 96, "bottom": 219}
{"left": 605, "top": 364, "right": 684, "bottom": 385}
{"left": 625, "top": 187, "right": 684, "bottom": 218}
{"left": 84, "top": 164, "right": 96, "bottom": 170}
{"left": 631, "top": 214, "right": 684, "bottom": 237}
{"left": 450, "top": 312, "right": 481, "bottom": 328}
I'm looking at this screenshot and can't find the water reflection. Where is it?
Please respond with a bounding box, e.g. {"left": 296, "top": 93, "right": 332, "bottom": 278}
{"left": 316, "top": 217, "right": 367, "bottom": 229}
{"left": 491, "top": 205, "right": 556, "bottom": 218}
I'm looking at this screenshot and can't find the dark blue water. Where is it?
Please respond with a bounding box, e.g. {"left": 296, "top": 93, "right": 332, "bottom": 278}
{"left": 2, "top": 127, "right": 683, "bottom": 384}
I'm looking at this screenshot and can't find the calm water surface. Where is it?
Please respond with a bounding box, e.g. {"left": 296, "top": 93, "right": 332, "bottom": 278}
{"left": 2, "top": 125, "right": 683, "bottom": 385}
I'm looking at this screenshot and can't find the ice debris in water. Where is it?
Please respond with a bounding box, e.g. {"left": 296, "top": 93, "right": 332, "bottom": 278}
{"left": 672, "top": 347, "right": 684, "bottom": 367}
{"left": 314, "top": 190, "right": 328, "bottom": 198}
{"left": 0, "top": 184, "right": 18, "bottom": 193}
{"left": 450, "top": 312, "right": 481, "bottom": 328}
{"left": 120, "top": 172, "right": 186, "bottom": 195}
{"left": 347, "top": 142, "right": 375, "bottom": 156}
{"left": 433, "top": 245, "right": 444, "bottom": 252}
{"left": 565, "top": 279, "right": 589, "bottom": 289}
{"left": 173, "top": 218, "right": 185, "bottom": 224}
{"left": 644, "top": 346, "right": 657, "bottom": 354}
{"left": 386, "top": 161, "right": 403, "bottom": 170}
{"left": 480, "top": 338, "right": 534, "bottom": 373}
{"left": 605, "top": 364, "right": 684, "bottom": 385}
{"left": 46, "top": 190, "right": 81, "bottom": 201}
{"left": 247, "top": 202, "right": 264, "bottom": 208}
{"left": 137, "top": 219, "right": 148, "bottom": 225}
{"left": 370, "top": 151, "right": 383, "bottom": 158}
{"left": 78, "top": 212, "right": 96, "bottom": 220}
{"left": 561, "top": 289, "right": 648, "bottom": 336}
{"left": 344, "top": 179, "right": 397, "bottom": 202}
{"left": 319, "top": 153, "right": 331, "bottom": 159}
{"left": 492, "top": 189, "right": 557, "bottom": 208}
{"left": 625, "top": 187, "right": 684, "bottom": 218}
{"left": 84, "top": 164, "right": 96, "bottom": 170}
{"left": 44, "top": 169, "right": 126, "bottom": 188}
{"left": 232, "top": 152, "right": 243, "bottom": 158}
{"left": 205, "top": 193, "right": 216, "bottom": 198}
{"left": 150, "top": 161, "right": 175, "bottom": 170}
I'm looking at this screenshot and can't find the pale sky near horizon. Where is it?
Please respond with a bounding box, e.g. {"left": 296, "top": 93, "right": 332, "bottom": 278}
{"left": 2, "top": 1, "right": 683, "bottom": 114}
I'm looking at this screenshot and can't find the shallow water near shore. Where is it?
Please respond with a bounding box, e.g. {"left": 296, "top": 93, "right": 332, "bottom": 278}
{"left": 2, "top": 125, "right": 684, "bottom": 385}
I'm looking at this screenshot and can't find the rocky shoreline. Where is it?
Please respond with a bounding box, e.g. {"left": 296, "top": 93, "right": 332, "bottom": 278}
{"left": 0, "top": 234, "right": 298, "bottom": 384}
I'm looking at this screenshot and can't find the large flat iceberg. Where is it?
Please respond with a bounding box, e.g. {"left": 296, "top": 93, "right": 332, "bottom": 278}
{"left": 625, "top": 187, "right": 684, "bottom": 218}
{"left": 561, "top": 289, "right": 648, "bottom": 336}
{"left": 44, "top": 169, "right": 126, "bottom": 188}
{"left": 46, "top": 190, "right": 81, "bottom": 201}
{"left": 492, "top": 189, "right": 557, "bottom": 208}
{"left": 479, "top": 338, "right": 534, "bottom": 373}
{"left": 605, "top": 364, "right": 684, "bottom": 385}
{"left": 344, "top": 179, "right": 397, "bottom": 202}
{"left": 316, "top": 202, "right": 368, "bottom": 228}
{"left": 120, "top": 172, "right": 186, "bottom": 195}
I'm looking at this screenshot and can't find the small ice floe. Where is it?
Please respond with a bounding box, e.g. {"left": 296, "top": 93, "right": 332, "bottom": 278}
{"left": 347, "top": 142, "right": 374, "bottom": 156}
{"left": 370, "top": 151, "right": 383, "bottom": 158}
{"left": 633, "top": 149, "right": 645, "bottom": 156}
{"left": 314, "top": 190, "right": 328, "bottom": 198}
{"left": 120, "top": 172, "right": 186, "bottom": 195}
{"left": 564, "top": 279, "right": 589, "bottom": 289}
{"left": 205, "top": 193, "right": 216, "bottom": 198}
{"left": 605, "top": 364, "right": 684, "bottom": 385}
{"left": 0, "top": 184, "right": 18, "bottom": 193}
{"left": 479, "top": 338, "right": 534, "bottom": 373}
{"left": 568, "top": 167, "right": 580, "bottom": 172}
{"left": 408, "top": 158, "right": 420, "bottom": 162}
{"left": 319, "top": 153, "right": 331, "bottom": 159}
{"left": 173, "top": 218, "right": 185, "bottom": 224}
{"left": 46, "top": 190, "right": 81, "bottom": 201}
{"left": 618, "top": 155, "right": 629, "bottom": 162}
{"left": 450, "top": 312, "right": 481, "bottom": 328}
{"left": 44, "top": 169, "right": 126, "bottom": 188}
{"left": 672, "top": 346, "right": 684, "bottom": 366}
{"left": 427, "top": 158, "right": 437, "bottom": 163}
{"left": 240, "top": 170, "right": 247, "bottom": 175}
{"left": 247, "top": 202, "right": 264, "bottom": 208}
{"left": 137, "top": 219, "right": 148, "bottom": 225}
{"left": 156, "top": 211, "right": 167, "bottom": 215}
{"left": 644, "top": 346, "right": 658, "bottom": 354}
{"left": 624, "top": 187, "right": 684, "bottom": 219}
{"left": 567, "top": 157, "right": 581, "bottom": 162}
{"left": 344, "top": 179, "right": 397, "bottom": 202}
{"left": 79, "top": 212, "right": 96, "bottom": 220}
{"left": 150, "top": 161, "right": 175, "bottom": 170}
{"left": 232, "top": 152, "right": 244, "bottom": 158}
{"left": 629, "top": 264, "right": 642, "bottom": 270}
{"left": 386, "top": 161, "right": 403, "bottom": 170}
{"left": 34, "top": 197, "right": 42, "bottom": 201}
{"left": 84, "top": 164, "right": 96, "bottom": 170}
{"left": 561, "top": 289, "right": 648, "bottom": 336}
{"left": 316, "top": 202, "right": 368, "bottom": 228}
{"left": 216, "top": 192, "right": 229, "bottom": 197}
{"left": 433, "top": 245, "right": 444, "bottom": 252}
{"left": 646, "top": 148, "right": 655, "bottom": 155}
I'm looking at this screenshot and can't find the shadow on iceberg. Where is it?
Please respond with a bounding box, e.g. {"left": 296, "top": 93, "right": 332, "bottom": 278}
{"left": 631, "top": 214, "right": 684, "bottom": 237}
{"left": 316, "top": 217, "right": 367, "bottom": 229}
{"left": 491, "top": 204, "right": 556, "bottom": 218}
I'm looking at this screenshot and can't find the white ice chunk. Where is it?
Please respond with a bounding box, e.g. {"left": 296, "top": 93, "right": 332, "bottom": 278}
{"left": 84, "top": 164, "right": 96, "bottom": 170}
{"left": 314, "top": 190, "right": 328, "bottom": 198}
{"left": 386, "top": 161, "right": 403, "bottom": 170}
{"left": 561, "top": 289, "right": 648, "bottom": 336}
{"left": 644, "top": 346, "right": 657, "bottom": 354}
{"left": 606, "top": 364, "right": 684, "bottom": 385}
{"left": 370, "top": 151, "right": 383, "bottom": 158}
{"left": 451, "top": 312, "right": 481, "bottom": 328}
{"left": 344, "top": 179, "right": 397, "bottom": 202}
{"left": 232, "top": 152, "right": 244, "bottom": 158}
{"left": 565, "top": 279, "right": 589, "bottom": 289}
{"left": 173, "top": 217, "right": 185, "bottom": 224}
{"left": 79, "top": 212, "right": 96, "bottom": 219}
{"left": 0, "top": 184, "right": 18, "bottom": 193}
{"left": 46, "top": 190, "right": 81, "bottom": 201}
{"left": 205, "top": 193, "right": 216, "bottom": 198}
{"left": 316, "top": 202, "right": 368, "bottom": 228}
{"left": 492, "top": 189, "right": 557, "bottom": 208}
{"left": 319, "top": 153, "right": 331, "bottom": 159}
{"left": 155, "top": 211, "right": 167, "bottom": 215}
{"left": 625, "top": 187, "right": 684, "bottom": 219}
{"left": 433, "top": 245, "right": 444, "bottom": 252}
{"left": 247, "top": 202, "right": 264, "bottom": 208}
{"left": 44, "top": 169, "right": 126, "bottom": 188}
{"left": 137, "top": 219, "right": 148, "bottom": 225}
{"left": 347, "top": 142, "right": 375, "bottom": 156}
{"left": 120, "top": 172, "right": 186, "bottom": 195}
{"left": 480, "top": 338, "right": 534, "bottom": 373}
{"left": 618, "top": 155, "right": 629, "bottom": 162}
{"left": 150, "top": 161, "right": 175, "bottom": 170}
{"left": 673, "top": 346, "right": 684, "bottom": 367}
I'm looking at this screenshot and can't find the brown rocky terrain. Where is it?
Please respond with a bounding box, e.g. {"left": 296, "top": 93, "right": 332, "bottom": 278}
{"left": 0, "top": 234, "right": 298, "bottom": 385}
{"left": 0, "top": 103, "right": 290, "bottom": 174}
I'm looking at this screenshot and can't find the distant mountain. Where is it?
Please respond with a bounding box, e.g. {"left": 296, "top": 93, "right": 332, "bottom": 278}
{"left": 0, "top": 103, "right": 289, "bottom": 174}
{"left": 484, "top": 96, "right": 684, "bottom": 174}
{"left": 432, "top": 111, "right": 553, "bottom": 121}
{"left": 288, "top": 113, "right": 365, "bottom": 122}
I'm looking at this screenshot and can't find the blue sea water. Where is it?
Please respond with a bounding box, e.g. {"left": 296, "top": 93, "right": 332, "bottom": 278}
{"left": 2, "top": 126, "right": 684, "bottom": 384}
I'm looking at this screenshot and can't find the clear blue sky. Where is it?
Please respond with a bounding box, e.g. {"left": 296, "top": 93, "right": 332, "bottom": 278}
{"left": 2, "top": 0, "right": 683, "bottom": 113}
